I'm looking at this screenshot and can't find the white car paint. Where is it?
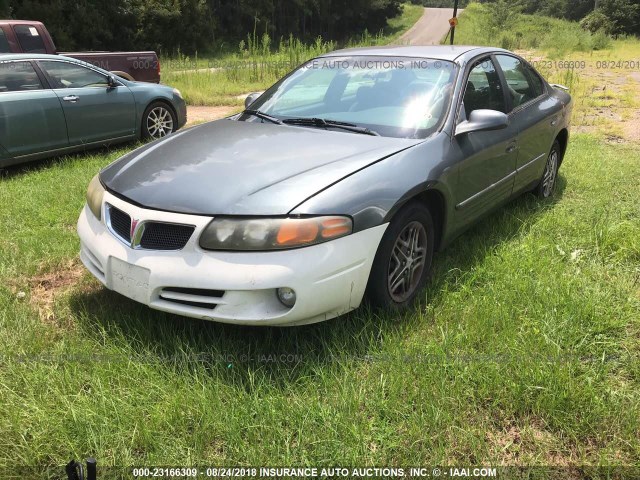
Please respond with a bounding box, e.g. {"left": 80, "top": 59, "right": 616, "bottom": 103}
{"left": 77, "top": 192, "right": 388, "bottom": 326}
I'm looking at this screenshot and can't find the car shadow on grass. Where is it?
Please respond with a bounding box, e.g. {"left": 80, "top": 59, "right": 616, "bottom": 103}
{"left": 66, "top": 177, "right": 567, "bottom": 389}
{"left": 0, "top": 142, "right": 143, "bottom": 180}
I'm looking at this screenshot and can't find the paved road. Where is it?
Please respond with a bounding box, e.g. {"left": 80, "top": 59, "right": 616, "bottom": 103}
{"left": 396, "top": 7, "right": 463, "bottom": 46}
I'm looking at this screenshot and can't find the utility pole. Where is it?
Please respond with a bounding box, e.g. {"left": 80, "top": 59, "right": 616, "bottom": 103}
{"left": 450, "top": 0, "right": 460, "bottom": 45}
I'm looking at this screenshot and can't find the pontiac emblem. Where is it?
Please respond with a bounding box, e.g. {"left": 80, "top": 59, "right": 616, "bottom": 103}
{"left": 130, "top": 219, "right": 145, "bottom": 248}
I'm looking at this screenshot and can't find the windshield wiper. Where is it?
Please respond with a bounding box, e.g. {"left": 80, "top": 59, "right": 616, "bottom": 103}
{"left": 282, "top": 117, "right": 380, "bottom": 136}
{"left": 242, "top": 109, "right": 284, "bottom": 125}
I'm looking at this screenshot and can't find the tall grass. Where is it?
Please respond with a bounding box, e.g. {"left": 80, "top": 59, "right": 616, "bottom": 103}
{"left": 453, "top": 3, "right": 611, "bottom": 54}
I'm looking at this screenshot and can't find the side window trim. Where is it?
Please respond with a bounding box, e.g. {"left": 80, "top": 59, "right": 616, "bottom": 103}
{"left": 490, "top": 53, "right": 513, "bottom": 113}
{"left": 29, "top": 60, "right": 52, "bottom": 90}
{"left": 457, "top": 55, "right": 492, "bottom": 124}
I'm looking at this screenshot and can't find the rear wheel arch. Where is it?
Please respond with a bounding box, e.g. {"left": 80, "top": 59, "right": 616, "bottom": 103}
{"left": 555, "top": 128, "right": 569, "bottom": 165}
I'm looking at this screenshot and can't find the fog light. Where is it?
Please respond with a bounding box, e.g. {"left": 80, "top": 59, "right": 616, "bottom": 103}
{"left": 276, "top": 287, "right": 296, "bottom": 308}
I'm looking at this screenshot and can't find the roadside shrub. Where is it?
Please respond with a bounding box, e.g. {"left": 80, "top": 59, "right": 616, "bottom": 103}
{"left": 459, "top": 2, "right": 614, "bottom": 54}
{"left": 484, "top": 0, "right": 522, "bottom": 37}
{"left": 591, "top": 30, "right": 612, "bottom": 50}
{"left": 580, "top": 11, "right": 615, "bottom": 35}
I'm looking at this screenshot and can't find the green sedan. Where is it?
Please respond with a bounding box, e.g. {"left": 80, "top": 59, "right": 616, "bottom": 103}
{"left": 0, "top": 53, "right": 187, "bottom": 168}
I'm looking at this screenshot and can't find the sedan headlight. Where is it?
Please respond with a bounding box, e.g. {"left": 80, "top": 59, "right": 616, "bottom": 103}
{"left": 199, "top": 216, "right": 353, "bottom": 251}
{"left": 86, "top": 174, "right": 105, "bottom": 221}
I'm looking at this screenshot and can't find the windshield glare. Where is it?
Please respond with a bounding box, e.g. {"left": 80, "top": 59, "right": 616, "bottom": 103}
{"left": 247, "top": 56, "right": 457, "bottom": 139}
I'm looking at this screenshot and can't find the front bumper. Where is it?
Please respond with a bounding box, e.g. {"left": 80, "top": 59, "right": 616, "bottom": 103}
{"left": 77, "top": 192, "right": 387, "bottom": 326}
{"left": 175, "top": 96, "right": 187, "bottom": 129}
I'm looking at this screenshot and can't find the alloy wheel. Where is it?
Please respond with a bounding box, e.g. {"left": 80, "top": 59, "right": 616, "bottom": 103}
{"left": 542, "top": 150, "right": 558, "bottom": 197}
{"left": 147, "top": 106, "right": 174, "bottom": 139}
{"left": 387, "top": 221, "right": 428, "bottom": 303}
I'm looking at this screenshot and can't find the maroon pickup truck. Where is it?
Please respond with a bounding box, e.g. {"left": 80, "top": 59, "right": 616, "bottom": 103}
{"left": 0, "top": 20, "right": 160, "bottom": 83}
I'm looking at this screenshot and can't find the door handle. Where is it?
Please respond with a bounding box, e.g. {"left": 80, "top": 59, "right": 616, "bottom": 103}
{"left": 506, "top": 142, "right": 517, "bottom": 153}
{"left": 63, "top": 95, "right": 79, "bottom": 103}
{"left": 551, "top": 118, "right": 558, "bottom": 126}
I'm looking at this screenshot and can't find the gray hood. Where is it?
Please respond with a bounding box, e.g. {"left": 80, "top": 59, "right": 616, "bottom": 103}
{"left": 100, "top": 119, "right": 420, "bottom": 215}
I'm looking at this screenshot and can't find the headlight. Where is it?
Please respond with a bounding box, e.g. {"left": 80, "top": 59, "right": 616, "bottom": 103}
{"left": 86, "top": 174, "right": 105, "bottom": 221}
{"left": 199, "top": 216, "right": 352, "bottom": 251}
{"left": 172, "top": 88, "right": 183, "bottom": 99}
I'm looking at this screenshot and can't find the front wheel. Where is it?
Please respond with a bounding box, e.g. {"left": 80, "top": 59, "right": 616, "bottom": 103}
{"left": 142, "top": 102, "right": 177, "bottom": 140}
{"left": 535, "top": 140, "right": 561, "bottom": 198}
{"left": 366, "top": 202, "right": 434, "bottom": 311}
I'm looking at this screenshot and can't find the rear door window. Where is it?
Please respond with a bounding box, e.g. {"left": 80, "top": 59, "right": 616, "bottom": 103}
{"left": 495, "top": 55, "right": 543, "bottom": 110}
{"left": 0, "top": 28, "right": 11, "bottom": 53}
{"left": 524, "top": 64, "right": 545, "bottom": 98}
{"left": 0, "top": 61, "right": 44, "bottom": 92}
{"left": 14, "top": 25, "right": 47, "bottom": 54}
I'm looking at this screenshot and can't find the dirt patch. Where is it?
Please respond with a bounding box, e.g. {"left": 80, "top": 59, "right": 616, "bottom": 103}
{"left": 187, "top": 106, "right": 240, "bottom": 126}
{"left": 11, "top": 261, "right": 88, "bottom": 324}
{"left": 485, "top": 417, "right": 579, "bottom": 469}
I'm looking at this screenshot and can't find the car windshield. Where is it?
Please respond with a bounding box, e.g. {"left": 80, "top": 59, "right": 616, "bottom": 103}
{"left": 243, "top": 56, "right": 458, "bottom": 139}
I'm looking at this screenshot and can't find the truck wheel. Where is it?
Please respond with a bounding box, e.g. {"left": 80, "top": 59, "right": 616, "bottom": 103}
{"left": 142, "top": 102, "right": 176, "bottom": 140}
{"left": 365, "top": 202, "right": 434, "bottom": 311}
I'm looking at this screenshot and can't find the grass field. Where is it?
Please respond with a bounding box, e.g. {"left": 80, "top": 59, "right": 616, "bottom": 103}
{"left": 1, "top": 3, "right": 640, "bottom": 477}
{"left": 1, "top": 133, "right": 639, "bottom": 474}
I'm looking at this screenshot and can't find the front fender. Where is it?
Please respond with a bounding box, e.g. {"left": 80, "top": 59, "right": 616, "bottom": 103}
{"left": 290, "top": 133, "right": 457, "bottom": 235}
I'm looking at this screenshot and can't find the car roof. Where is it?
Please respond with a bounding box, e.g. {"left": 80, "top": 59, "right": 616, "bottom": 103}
{"left": 321, "top": 45, "right": 510, "bottom": 63}
{"left": 0, "top": 20, "right": 45, "bottom": 26}
{"left": 0, "top": 53, "right": 66, "bottom": 61}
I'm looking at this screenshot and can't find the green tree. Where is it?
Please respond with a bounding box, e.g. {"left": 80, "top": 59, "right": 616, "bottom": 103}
{"left": 599, "top": 0, "right": 640, "bottom": 36}
{"left": 0, "top": 0, "right": 10, "bottom": 16}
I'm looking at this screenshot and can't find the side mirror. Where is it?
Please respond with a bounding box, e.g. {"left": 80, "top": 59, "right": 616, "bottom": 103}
{"left": 245, "top": 92, "right": 262, "bottom": 109}
{"left": 107, "top": 75, "right": 118, "bottom": 88}
{"left": 455, "top": 109, "right": 509, "bottom": 136}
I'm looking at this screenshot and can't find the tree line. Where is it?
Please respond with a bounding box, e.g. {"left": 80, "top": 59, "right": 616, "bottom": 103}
{"left": 414, "top": 0, "right": 639, "bottom": 36}
{"left": 1, "top": 0, "right": 402, "bottom": 53}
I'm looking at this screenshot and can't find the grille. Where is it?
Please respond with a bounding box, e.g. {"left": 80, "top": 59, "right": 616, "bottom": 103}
{"left": 159, "top": 287, "right": 225, "bottom": 310}
{"left": 108, "top": 206, "right": 131, "bottom": 242}
{"left": 163, "top": 287, "right": 225, "bottom": 297}
{"left": 106, "top": 204, "right": 194, "bottom": 250}
{"left": 139, "top": 222, "right": 195, "bottom": 250}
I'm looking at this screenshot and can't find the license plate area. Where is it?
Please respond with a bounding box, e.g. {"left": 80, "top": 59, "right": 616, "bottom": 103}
{"left": 109, "top": 257, "right": 150, "bottom": 304}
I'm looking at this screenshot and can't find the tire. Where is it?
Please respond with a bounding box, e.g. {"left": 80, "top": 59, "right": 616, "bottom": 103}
{"left": 534, "top": 140, "right": 561, "bottom": 199}
{"left": 142, "top": 101, "right": 177, "bottom": 140}
{"left": 365, "top": 202, "right": 435, "bottom": 311}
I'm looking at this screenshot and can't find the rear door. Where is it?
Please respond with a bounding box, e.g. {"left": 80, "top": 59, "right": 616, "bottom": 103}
{"left": 37, "top": 59, "right": 136, "bottom": 145}
{"left": 0, "top": 60, "right": 68, "bottom": 161}
{"left": 494, "top": 54, "right": 557, "bottom": 192}
{"left": 452, "top": 56, "right": 519, "bottom": 225}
